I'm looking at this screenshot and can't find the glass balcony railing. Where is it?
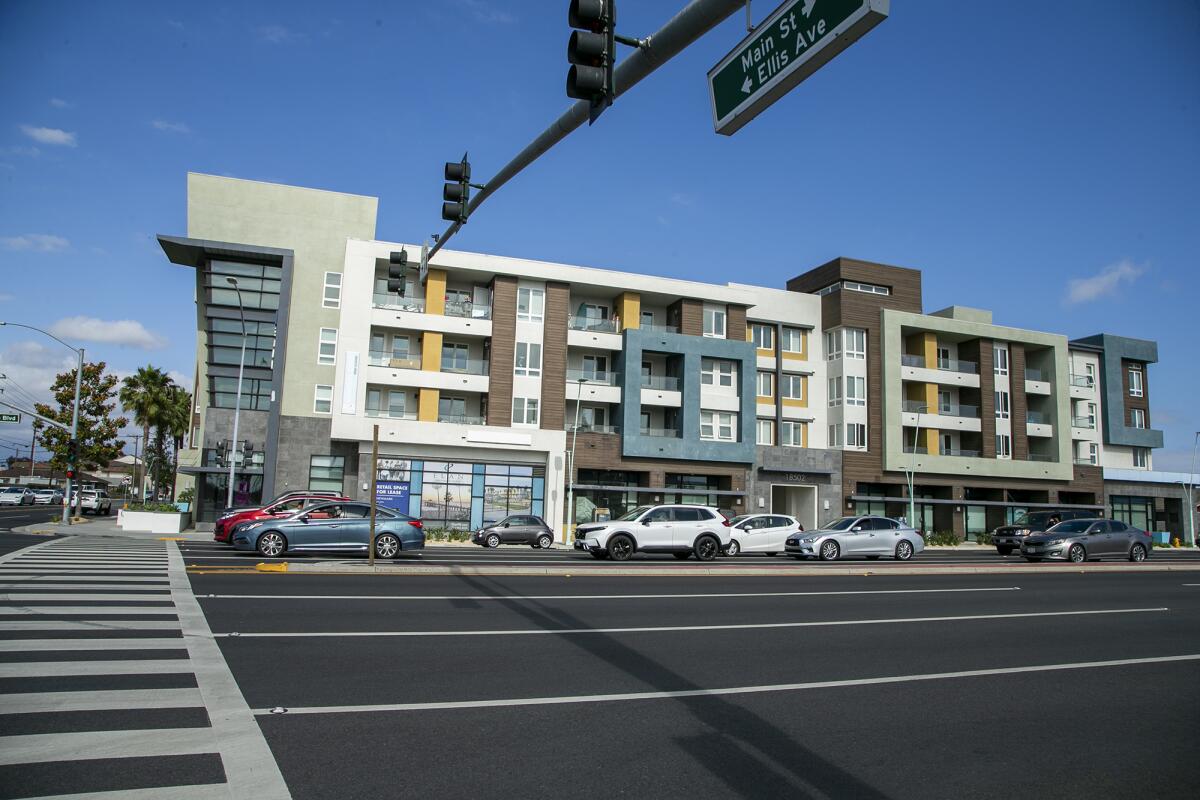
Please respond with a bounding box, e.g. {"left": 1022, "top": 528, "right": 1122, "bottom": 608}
{"left": 1025, "top": 453, "right": 1055, "bottom": 462}
{"left": 901, "top": 354, "right": 925, "bottom": 368}
{"left": 1070, "top": 375, "right": 1095, "bottom": 388}
{"left": 902, "top": 445, "right": 929, "bottom": 455}
{"left": 365, "top": 408, "right": 417, "bottom": 421}
{"left": 1071, "top": 416, "right": 1096, "bottom": 429}
{"left": 903, "top": 401, "right": 978, "bottom": 418}
{"left": 566, "top": 369, "right": 618, "bottom": 385}
{"left": 901, "top": 401, "right": 930, "bottom": 413}
{"left": 1074, "top": 457, "right": 1097, "bottom": 466}
{"left": 565, "top": 423, "right": 620, "bottom": 435}
{"left": 640, "top": 375, "right": 680, "bottom": 391}
{"left": 936, "top": 358, "right": 978, "bottom": 374}
{"left": 569, "top": 316, "right": 619, "bottom": 333}
{"left": 444, "top": 300, "right": 492, "bottom": 319}
{"left": 440, "top": 359, "right": 490, "bottom": 376}
{"left": 1026, "top": 411, "right": 1048, "bottom": 424}
{"left": 639, "top": 322, "right": 680, "bottom": 334}
{"left": 372, "top": 293, "right": 425, "bottom": 312}
{"left": 640, "top": 427, "right": 679, "bottom": 438}
{"left": 939, "top": 448, "right": 981, "bottom": 458}
{"left": 368, "top": 351, "right": 421, "bottom": 369}
{"left": 1025, "top": 368, "right": 1045, "bottom": 381}
{"left": 437, "top": 414, "right": 486, "bottom": 426}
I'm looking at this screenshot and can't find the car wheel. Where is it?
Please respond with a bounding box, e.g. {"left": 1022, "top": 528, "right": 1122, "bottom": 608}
{"left": 374, "top": 534, "right": 400, "bottom": 559}
{"left": 819, "top": 540, "right": 840, "bottom": 561}
{"left": 485, "top": 533, "right": 501, "bottom": 548}
{"left": 895, "top": 540, "right": 914, "bottom": 561}
{"left": 607, "top": 534, "right": 634, "bottom": 561}
{"left": 726, "top": 540, "right": 740, "bottom": 557}
{"left": 1068, "top": 544, "right": 1086, "bottom": 563}
{"left": 694, "top": 535, "right": 719, "bottom": 562}
{"left": 104, "top": 506, "right": 111, "bottom": 516}
{"left": 1129, "top": 543, "right": 1147, "bottom": 562}
{"left": 997, "top": 547, "right": 1012, "bottom": 555}
{"left": 536, "top": 533, "right": 553, "bottom": 550}
{"left": 673, "top": 552, "right": 691, "bottom": 560}
{"left": 257, "top": 531, "right": 286, "bottom": 558}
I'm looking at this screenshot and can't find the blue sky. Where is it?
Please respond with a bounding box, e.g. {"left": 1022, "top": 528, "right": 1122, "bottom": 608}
{"left": 1, "top": 1, "right": 1197, "bottom": 468}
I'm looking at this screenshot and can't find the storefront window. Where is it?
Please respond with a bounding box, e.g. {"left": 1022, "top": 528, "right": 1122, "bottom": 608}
{"left": 1110, "top": 495, "right": 1153, "bottom": 531}
{"left": 387, "top": 460, "right": 545, "bottom": 531}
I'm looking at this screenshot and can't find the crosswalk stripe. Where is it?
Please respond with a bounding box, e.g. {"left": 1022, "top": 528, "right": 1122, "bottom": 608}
{"left": 0, "top": 727, "right": 219, "bottom": 766}
{"left": 0, "top": 619, "right": 183, "bottom": 630}
{"left": 0, "top": 638, "right": 186, "bottom": 652}
{"left": 0, "top": 659, "right": 194, "bottom": 678}
{"left": 0, "top": 576, "right": 170, "bottom": 583}
{"left": 0, "top": 688, "right": 204, "bottom": 714}
{"left": 1, "top": 594, "right": 175, "bottom": 602}
{"left": 0, "top": 583, "right": 171, "bottom": 590}
{"left": 26, "top": 785, "right": 233, "bottom": 800}
{"left": 0, "top": 607, "right": 178, "bottom": 615}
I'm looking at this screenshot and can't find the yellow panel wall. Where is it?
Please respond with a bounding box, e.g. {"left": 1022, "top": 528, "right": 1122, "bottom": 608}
{"left": 418, "top": 388, "right": 440, "bottom": 422}
{"left": 616, "top": 292, "right": 640, "bottom": 330}
{"left": 425, "top": 269, "right": 447, "bottom": 316}
{"left": 421, "top": 332, "right": 444, "bottom": 372}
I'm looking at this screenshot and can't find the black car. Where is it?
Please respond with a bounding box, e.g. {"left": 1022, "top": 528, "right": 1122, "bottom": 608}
{"left": 472, "top": 515, "right": 556, "bottom": 549}
{"left": 991, "top": 509, "right": 1096, "bottom": 555}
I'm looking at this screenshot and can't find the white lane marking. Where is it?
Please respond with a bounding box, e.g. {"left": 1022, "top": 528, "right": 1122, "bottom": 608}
{"left": 0, "top": 593, "right": 176, "bottom": 602}
{"left": 0, "top": 620, "right": 182, "bottom": 631}
{"left": 167, "top": 541, "right": 292, "bottom": 800}
{"left": 0, "top": 727, "right": 219, "bottom": 766}
{"left": 214, "top": 607, "right": 1168, "bottom": 639}
{"left": 256, "top": 653, "right": 1200, "bottom": 716}
{"left": 0, "top": 638, "right": 186, "bottom": 652}
{"left": 0, "top": 688, "right": 203, "bottom": 715}
{"left": 203, "top": 587, "right": 1023, "bottom": 602}
{"left": 0, "top": 607, "right": 177, "bottom": 615}
{"left": 0, "top": 659, "right": 195, "bottom": 678}
{"left": 26, "top": 785, "right": 233, "bottom": 800}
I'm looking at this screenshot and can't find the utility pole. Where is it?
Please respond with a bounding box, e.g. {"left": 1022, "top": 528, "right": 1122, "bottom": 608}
{"left": 368, "top": 424, "right": 379, "bottom": 568}
{"left": 30, "top": 420, "right": 40, "bottom": 478}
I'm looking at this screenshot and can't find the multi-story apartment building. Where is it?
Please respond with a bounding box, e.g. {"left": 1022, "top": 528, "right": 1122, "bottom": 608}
{"left": 161, "top": 174, "right": 830, "bottom": 535}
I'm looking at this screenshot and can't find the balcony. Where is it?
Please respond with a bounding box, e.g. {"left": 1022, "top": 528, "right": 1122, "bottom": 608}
{"left": 565, "top": 423, "right": 620, "bottom": 435}
{"left": 1074, "top": 457, "right": 1097, "bottom": 466}
{"left": 1027, "top": 411, "right": 1048, "bottom": 424}
{"left": 1071, "top": 416, "right": 1096, "bottom": 429}
{"left": 368, "top": 351, "right": 421, "bottom": 370}
{"left": 372, "top": 293, "right": 425, "bottom": 313}
{"left": 438, "top": 414, "right": 486, "bottom": 426}
{"left": 569, "top": 316, "right": 619, "bottom": 333}
{"left": 444, "top": 300, "right": 491, "bottom": 320}
{"left": 901, "top": 402, "right": 981, "bottom": 432}
{"left": 902, "top": 446, "right": 929, "bottom": 455}
{"left": 639, "top": 322, "right": 680, "bottom": 335}
{"left": 441, "top": 359, "right": 490, "bottom": 376}
{"left": 1024, "top": 368, "right": 1052, "bottom": 395}
{"left": 641, "top": 375, "right": 680, "bottom": 391}
{"left": 640, "top": 427, "right": 679, "bottom": 438}
{"left": 903, "top": 400, "right": 978, "bottom": 418}
{"left": 365, "top": 409, "right": 418, "bottom": 421}
{"left": 939, "top": 448, "right": 981, "bottom": 458}
{"left": 1025, "top": 368, "right": 1045, "bottom": 381}
{"left": 1070, "top": 375, "right": 1094, "bottom": 388}
{"left": 566, "top": 369, "right": 618, "bottom": 386}
{"left": 1024, "top": 453, "right": 1056, "bottom": 462}
{"left": 900, "top": 354, "right": 980, "bottom": 389}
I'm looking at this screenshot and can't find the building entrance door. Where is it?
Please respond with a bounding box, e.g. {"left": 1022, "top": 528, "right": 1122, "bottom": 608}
{"left": 771, "top": 485, "right": 817, "bottom": 530}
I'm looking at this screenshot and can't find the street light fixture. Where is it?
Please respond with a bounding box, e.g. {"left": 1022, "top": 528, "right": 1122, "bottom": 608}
{"left": 1185, "top": 431, "right": 1200, "bottom": 549}
{"left": 0, "top": 321, "right": 84, "bottom": 525}
{"left": 225, "top": 278, "right": 248, "bottom": 510}
{"left": 905, "top": 405, "right": 927, "bottom": 532}
{"left": 566, "top": 377, "right": 589, "bottom": 546}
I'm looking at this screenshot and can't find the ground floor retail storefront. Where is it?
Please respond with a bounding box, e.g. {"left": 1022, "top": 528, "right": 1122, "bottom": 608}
{"left": 1104, "top": 468, "right": 1199, "bottom": 544}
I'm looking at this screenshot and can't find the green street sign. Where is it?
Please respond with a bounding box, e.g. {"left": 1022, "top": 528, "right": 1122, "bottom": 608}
{"left": 0, "top": 413, "right": 20, "bottom": 424}
{"left": 708, "top": 0, "right": 889, "bottom": 135}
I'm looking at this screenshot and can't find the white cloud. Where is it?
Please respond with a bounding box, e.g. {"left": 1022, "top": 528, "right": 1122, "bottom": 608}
{"left": 670, "top": 192, "right": 695, "bottom": 207}
{"left": 151, "top": 119, "right": 191, "bottom": 134}
{"left": 167, "top": 370, "right": 193, "bottom": 392}
{"left": 49, "top": 98, "right": 71, "bottom": 109}
{"left": 258, "top": 24, "right": 306, "bottom": 44}
{"left": 19, "top": 125, "right": 77, "bottom": 147}
{"left": 0, "top": 341, "right": 76, "bottom": 412}
{"left": 456, "top": 0, "right": 516, "bottom": 24}
{"left": 1066, "top": 260, "right": 1147, "bottom": 305}
{"left": 48, "top": 317, "right": 167, "bottom": 350}
{"left": 1, "top": 234, "right": 70, "bottom": 252}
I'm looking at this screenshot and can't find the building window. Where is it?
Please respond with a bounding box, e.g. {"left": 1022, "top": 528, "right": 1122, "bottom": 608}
{"left": 756, "top": 418, "right": 774, "bottom": 445}
{"left": 995, "top": 434, "right": 1011, "bottom": 459}
{"left": 1085, "top": 363, "right": 1096, "bottom": 387}
{"left": 1087, "top": 402, "right": 1097, "bottom": 428}
{"left": 1133, "top": 447, "right": 1149, "bottom": 468}
{"left": 751, "top": 324, "right": 774, "bottom": 350}
{"left": 512, "top": 397, "right": 539, "bottom": 426}
{"left": 829, "top": 424, "right": 843, "bottom": 447}
{"left": 211, "top": 376, "right": 271, "bottom": 410}
{"left": 439, "top": 395, "right": 467, "bottom": 423}
{"left": 756, "top": 371, "right": 774, "bottom": 398}
{"left": 442, "top": 342, "right": 469, "bottom": 372}
{"left": 701, "top": 411, "right": 737, "bottom": 441}
{"left": 995, "top": 390, "right": 1010, "bottom": 419}
{"left": 323, "top": 272, "right": 342, "bottom": 309}
{"left": 581, "top": 354, "right": 608, "bottom": 381}
{"left": 1130, "top": 408, "right": 1146, "bottom": 429}
{"left": 318, "top": 328, "right": 337, "bottom": 365}
{"left": 845, "top": 329, "right": 866, "bottom": 359}
{"left": 824, "top": 330, "right": 841, "bottom": 360}
{"left": 1128, "top": 365, "right": 1143, "bottom": 397}
{"left": 313, "top": 384, "right": 333, "bottom": 414}
{"left": 842, "top": 280, "right": 889, "bottom": 295}
{"left": 309, "top": 455, "right": 345, "bottom": 492}
{"left": 517, "top": 287, "right": 544, "bottom": 322}
{"left": 1088, "top": 443, "right": 1099, "bottom": 465}
{"left": 994, "top": 345, "right": 1009, "bottom": 375}
{"left": 514, "top": 342, "right": 542, "bottom": 377}
{"left": 846, "top": 423, "right": 866, "bottom": 449}
{"left": 845, "top": 376, "right": 865, "bottom": 407}
{"left": 936, "top": 346, "right": 952, "bottom": 370}
{"left": 703, "top": 306, "right": 726, "bottom": 338}
{"left": 780, "top": 374, "right": 804, "bottom": 401}
{"left": 781, "top": 421, "right": 805, "bottom": 447}
{"left": 391, "top": 334, "right": 411, "bottom": 361}
{"left": 781, "top": 327, "right": 805, "bottom": 354}
{"left": 827, "top": 376, "right": 841, "bottom": 407}
{"left": 387, "top": 390, "right": 407, "bottom": 419}
{"left": 701, "top": 358, "right": 736, "bottom": 387}
{"left": 640, "top": 310, "right": 655, "bottom": 327}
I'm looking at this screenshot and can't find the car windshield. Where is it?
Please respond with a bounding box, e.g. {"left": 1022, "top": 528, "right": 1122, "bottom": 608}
{"left": 1012, "top": 512, "right": 1056, "bottom": 526}
{"left": 1048, "top": 520, "right": 1091, "bottom": 533}
{"left": 820, "top": 517, "right": 860, "bottom": 531}
{"left": 615, "top": 506, "right": 653, "bottom": 522}
{"left": 1, "top": 488, "right": 23, "bottom": 494}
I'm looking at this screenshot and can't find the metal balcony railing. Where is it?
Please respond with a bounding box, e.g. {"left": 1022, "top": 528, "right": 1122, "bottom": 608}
{"left": 368, "top": 351, "right": 421, "bottom": 370}
{"left": 372, "top": 293, "right": 425, "bottom": 313}
{"left": 440, "top": 359, "right": 490, "bottom": 376}
{"left": 640, "top": 427, "right": 679, "bottom": 438}
{"left": 566, "top": 369, "right": 618, "bottom": 386}
{"left": 640, "top": 375, "right": 680, "bottom": 391}
{"left": 365, "top": 408, "right": 417, "bottom": 421}
{"left": 1071, "top": 416, "right": 1096, "bottom": 429}
{"left": 438, "top": 414, "right": 486, "bottom": 426}
{"left": 1070, "top": 375, "right": 1095, "bottom": 388}
{"left": 569, "top": 316, "right": 619, "bottom": 333}
{"left": 565, "top": 423, "right": 620, "bottom": 435}
{"left": 444, "top": 300, "right": 492, "bottom": 319}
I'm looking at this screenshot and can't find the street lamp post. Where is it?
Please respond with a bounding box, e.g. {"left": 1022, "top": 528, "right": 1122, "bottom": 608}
{"left": 906, "top": 405, "right": 927, "bottom": 531}
{"left": 0, "top": 321, "right": 84, "bottom": 525}
{"left": 1186, "top": 431, "right": 1200, "bottom": 548}
{"left": 565, "top": 378, "right": 589, "bottom": 546}
{"left": 225, "top": 278, "right": 248, "bottom": 510}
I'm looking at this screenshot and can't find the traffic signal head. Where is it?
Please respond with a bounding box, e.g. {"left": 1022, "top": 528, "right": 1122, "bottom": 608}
{"left": 441, "top": 158, "right": 471, "bottom": 223}
{"left": 65, "top": 468, "right": 75, "bottom": 480}
{"left": 567, "top": 0, "right": 615, "bottom": 121}
{"left": 67, "top": 438, "right": 79, "bottom": 463}
{"left": 388, "top": 250, "right": 408, "bottom": 296}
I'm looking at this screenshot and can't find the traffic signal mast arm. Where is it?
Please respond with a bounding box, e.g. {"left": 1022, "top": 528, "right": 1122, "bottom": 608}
{"left": 425, "top": 0, "right": 745, "bottom": 262}
{"left": 0, "top": 398, "right": 68, "bottom": 431}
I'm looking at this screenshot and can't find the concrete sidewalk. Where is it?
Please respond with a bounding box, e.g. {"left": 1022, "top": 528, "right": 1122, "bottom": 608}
{"left": 15, "top": 516, "right": 212, "bottom": 542}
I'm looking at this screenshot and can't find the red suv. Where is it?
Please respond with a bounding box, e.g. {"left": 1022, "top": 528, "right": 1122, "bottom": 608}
{"left": 214, "top": 493, "right": 349, "bottom": 543}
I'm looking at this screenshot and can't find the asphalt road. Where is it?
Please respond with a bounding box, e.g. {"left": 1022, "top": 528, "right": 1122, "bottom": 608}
{"left": 0, "top": 505, "right": 62, "bottom": 537}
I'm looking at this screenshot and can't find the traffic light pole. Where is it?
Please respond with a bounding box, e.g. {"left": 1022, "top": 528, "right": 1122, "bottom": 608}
{"left": 64, "top": 347, "right": 83, "bottom": 525}
{"left": 426, "top": 0, "right": 745, "bottom": 262}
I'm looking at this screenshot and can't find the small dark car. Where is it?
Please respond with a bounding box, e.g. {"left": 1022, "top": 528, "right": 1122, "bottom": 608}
{"left": 472, "top": 515, "right": 555, "bottom": 549}
{"left": 991, "top": 509, "right": 1095, "bottom": 555}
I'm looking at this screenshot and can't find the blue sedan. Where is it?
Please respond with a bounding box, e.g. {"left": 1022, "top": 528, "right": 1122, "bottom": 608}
{"left": 231, "top": 501, "right": 424, "bottom": 558}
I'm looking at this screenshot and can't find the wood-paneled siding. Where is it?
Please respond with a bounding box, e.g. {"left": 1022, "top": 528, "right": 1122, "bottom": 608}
{"left": 540, "top": 282, "right": 570, "bottom": 431}
{"left": 1009, "top": 343, "right": 1029, "bottom": 461}
{"left": 486, "top": 276, "right": 517, "bottom": 427}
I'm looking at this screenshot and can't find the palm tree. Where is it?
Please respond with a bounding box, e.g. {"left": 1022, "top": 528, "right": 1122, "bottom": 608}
{"left": 162, "top": 385, "right": 192, "bottom": 501}
{"left": 119, "top": 366, "right": 170, "bottom": 501}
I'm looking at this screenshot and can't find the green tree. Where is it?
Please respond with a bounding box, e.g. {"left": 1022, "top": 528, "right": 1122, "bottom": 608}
{"left": 35, "top": 361, "right": 128, "bottom": 473}
{"left": 161, "top": 384, "right": 192, "bottom": 500}
{"left": 144, "top": 428, "right": 173, "bottom": 499}
{"left": 119, "top": 366, "right": 170, "bottom": 498}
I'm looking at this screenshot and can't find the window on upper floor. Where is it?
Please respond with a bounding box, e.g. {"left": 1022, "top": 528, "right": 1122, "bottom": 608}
{"left": 313, "top": 384, "right": 332, "bottom": 414}
{"left": 846, "top": 423, "right": 866, "bottom": 449}
{"left": 751, "top": 323, "right": 774, "bottom": 350}
{"left": 995, "top": 390, "right": 1010, "bottom": 419}
{"left": 824, "top": 330, "right": 841, "bottom": 360}
{"left": 828, "top": 423, "right": 842, "bottom": 447}
{"left": 995, "top": 434, "right": 1011, "bottom": 459}
{"left": 323, "top": 272, "right": 342, "bottom": 309}
{"left": 756, "top": 371, "right": 774, "bottom": 398}
{"left": 780, "top": 373, "right": 805, "bottom": 401}
{"left": 781, "top": 327, "right": 805, "bottom": 354}
{"left": 442, "top": 342, "right": 469, "bottom": 372}
{"left": 581, "top": 354, "right": 608, "bottom": 380}
{"left": 318, "top": 328, "right": 337, "bottom": 366}
{"left": 701, "top": 358, "right": 736, "bottom": 388}
{"left": 640, "top": 310, "right": 655, "bottom": 327}
{"left": 517, "top": 287, "right": 544, "bottom": 322}
{"left": 845, "top": 376, "right": 865, "bottom": 407}
{"left": 845, "top": 329, "right": 866, "bottom": 359}
{"left": 1132, "top": 447, "right": 1149, "bottom": 468}
{"left": 756, "top": 419, "right": 774, "bottom": 446}
{"left": 514, "top": 342, "right": 542, "bottom": 377}
{"left": 512, "top": 397, "right": 539, "bottom": 426}
{"left": 994, "top": 345, "right": 1009, "bottom": 375}
{"left": 781, "top": 421, "right": 805, "bottom": 447}
{"left": 703, "top": 306, "right": 726, "bottom": 338}
{"left": 1088, "top": 443, "right": 1099, "bottom": 465}
{"left": 843, "top": 280, "right": 890, "bottom": 295}
{"left": 701, "top": 411, "right": 737, "bottom": 442}
{"left": 1130, "top": 408, "right": 1146, "bottom": 429}
{"left": 1128, "top": 365, "right": 1144, "bottom": 397}
{"left": 828, "top": 376, "right": 842, "bottom": 407}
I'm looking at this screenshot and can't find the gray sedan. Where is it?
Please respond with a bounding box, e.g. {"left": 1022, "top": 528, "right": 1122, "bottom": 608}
{"left": 785, "top": 515, "right": 925, "bottom": 561}
{"left": 1020, "top": 518, "right": 1152, "bottom": 563}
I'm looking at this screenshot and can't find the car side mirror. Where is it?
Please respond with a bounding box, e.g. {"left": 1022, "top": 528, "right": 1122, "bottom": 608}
{"left": 642, "top": 519, "right": 652, "bottom": 526}
{"left": 298, "top": 515, "right": 309, "bottom": 523}
{"left": 740, "top": 524, "right": 752, "bottom": 531}
{"left": 851, "top": 526, "right": 862, "bottom": 532}
{"left": 502, "top": 522, "right": 510, "bottom": 528}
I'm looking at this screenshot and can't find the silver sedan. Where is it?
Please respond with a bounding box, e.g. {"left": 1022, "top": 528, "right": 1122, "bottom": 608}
{"left": 1020, "top": 518, "right": 1152, "bottom": 563}
{"left": 784, "top": 515, "right": 925, "bottom": 561}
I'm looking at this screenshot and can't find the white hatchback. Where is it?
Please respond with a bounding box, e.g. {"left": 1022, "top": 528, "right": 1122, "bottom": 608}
{"left": 573, "top": 504, "right": 732, "bottom": 562}
{"left": 726, "top": 514, "right": 804, "bottom": 556}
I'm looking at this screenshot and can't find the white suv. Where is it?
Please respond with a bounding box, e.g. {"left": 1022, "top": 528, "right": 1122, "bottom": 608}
{"left": 573, "top": 505, "right": 732, "bottom": 561}
{"left": 78, "top": 490, "right": 113, "bottom": 516}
